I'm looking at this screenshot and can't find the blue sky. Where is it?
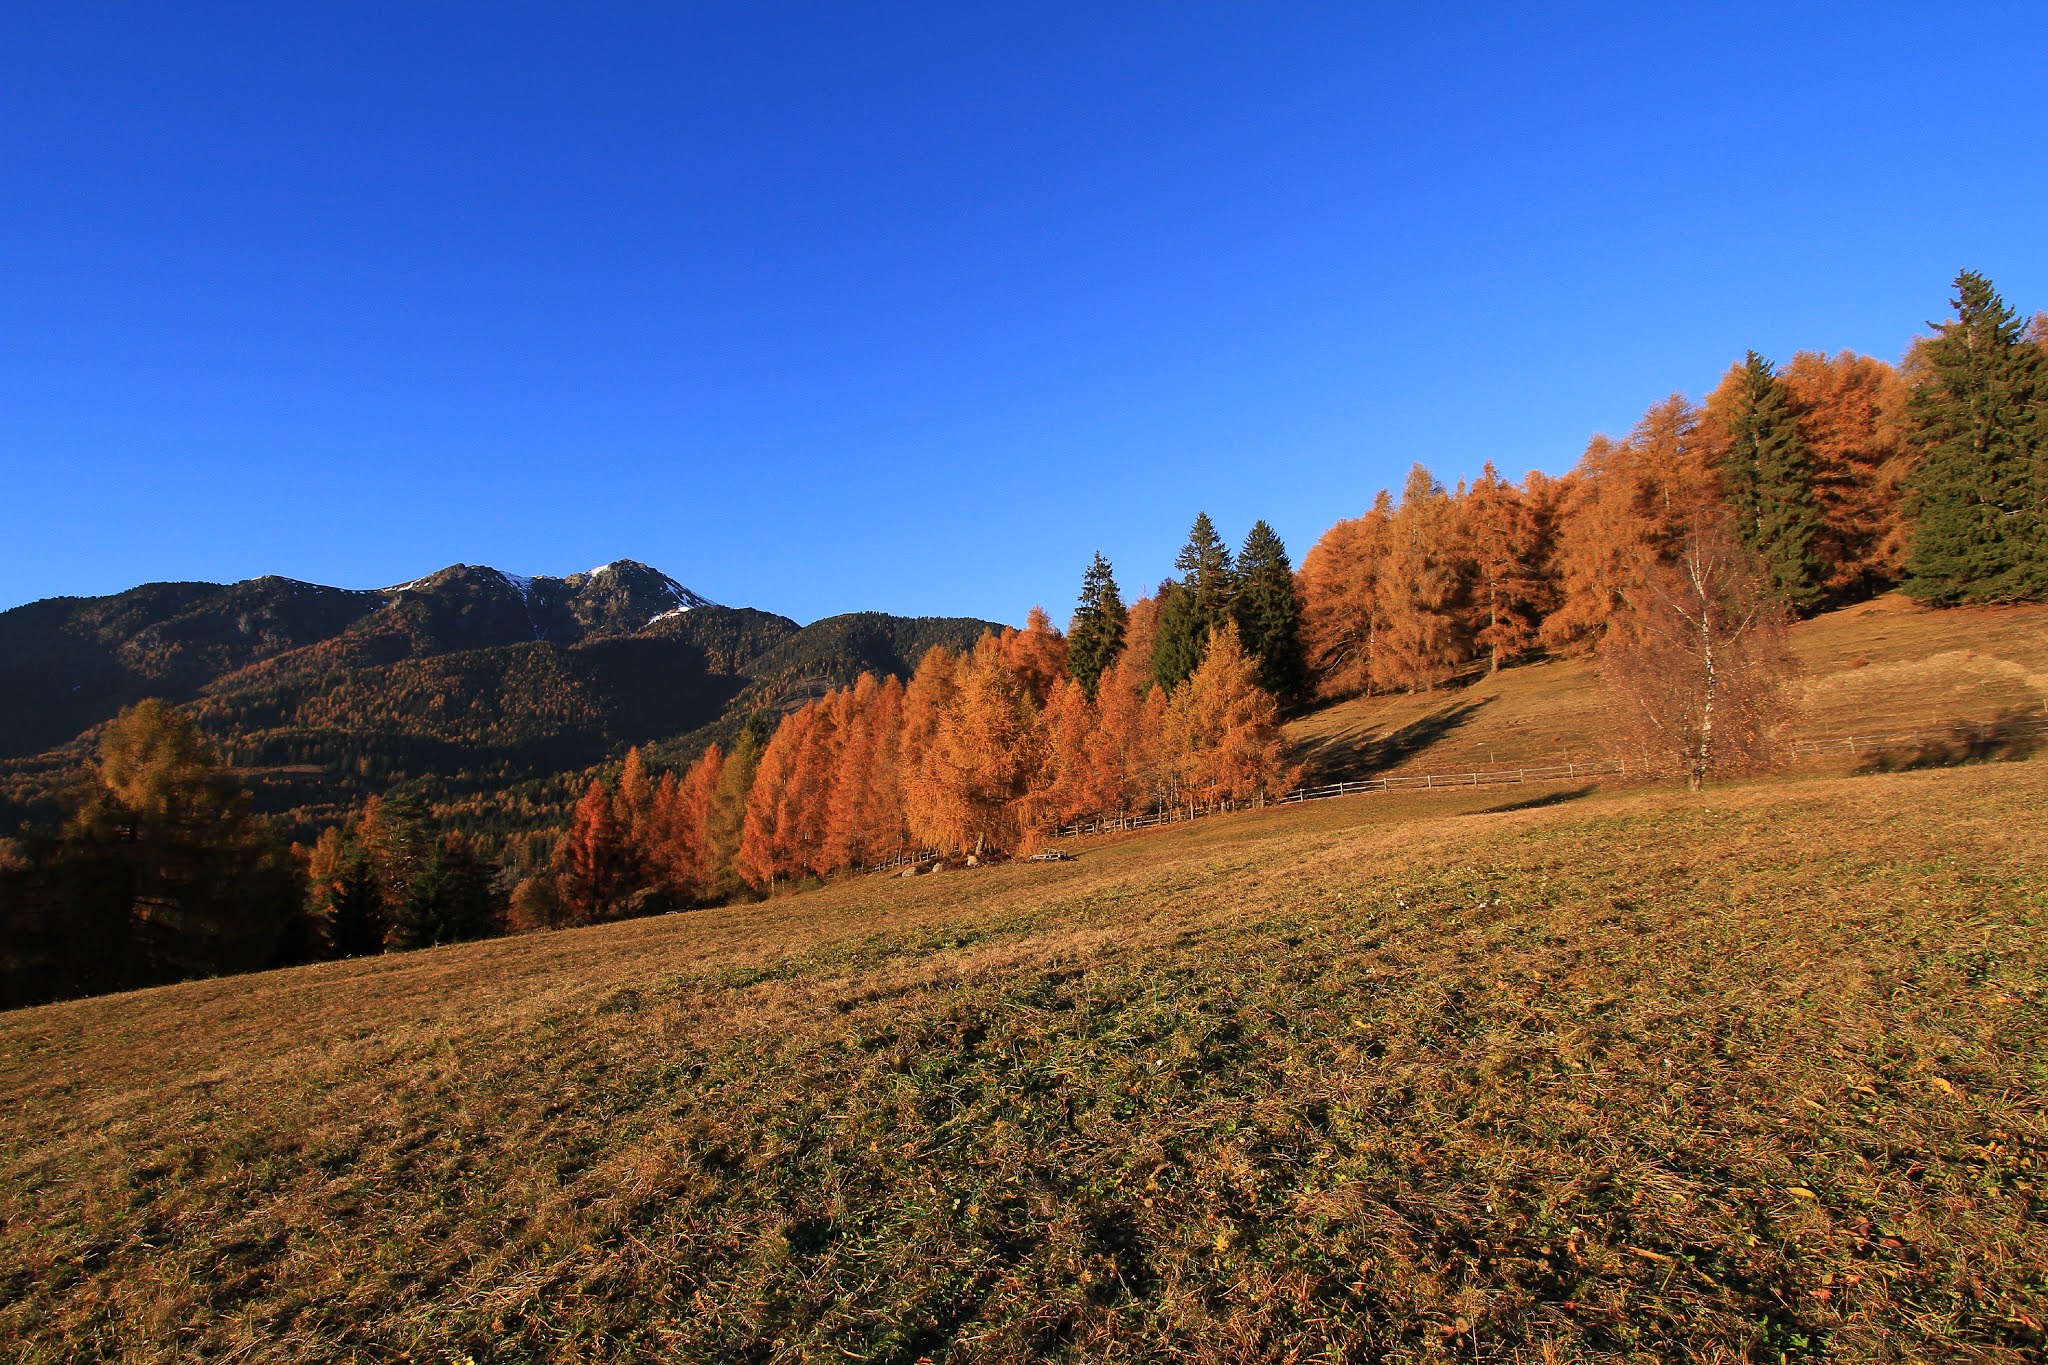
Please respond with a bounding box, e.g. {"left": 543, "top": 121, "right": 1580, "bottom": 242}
{"left": 3, "top": 4, "right": 2044, "bottom": 624}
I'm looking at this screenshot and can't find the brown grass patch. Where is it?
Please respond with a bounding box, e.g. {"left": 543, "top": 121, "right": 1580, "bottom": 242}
{"left": 4, "top": 759, "right": 2048, "bottom": 1359}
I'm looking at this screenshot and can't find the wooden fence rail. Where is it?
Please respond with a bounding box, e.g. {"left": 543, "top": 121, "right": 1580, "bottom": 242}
{"left": 1054, "top": 759, "right": 1628, "bottom": 838}
{"left": 1787, "top": 716, "right": 2048, "bottom": 756}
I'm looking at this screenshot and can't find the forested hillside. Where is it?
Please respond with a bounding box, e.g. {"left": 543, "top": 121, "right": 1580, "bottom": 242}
{"left": 0, "top": 562, "right": 1000, "bottom": 835}
{"left": 3, "top": 269, "right": 2045, "bottom": 1007}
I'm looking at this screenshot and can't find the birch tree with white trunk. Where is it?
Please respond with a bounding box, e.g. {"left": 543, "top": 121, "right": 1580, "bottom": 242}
{"left": 1600, "top": 519, "right": 1794, "bottom": 791}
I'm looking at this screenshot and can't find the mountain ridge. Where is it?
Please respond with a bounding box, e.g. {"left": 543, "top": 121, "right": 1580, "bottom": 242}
{"left": 0, "top": 560, "right": 1004, "bottom": 836}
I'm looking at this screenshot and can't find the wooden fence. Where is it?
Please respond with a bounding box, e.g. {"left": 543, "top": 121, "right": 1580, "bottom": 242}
{"left": 1055, "top": 759, "right": 1627, "bottom": 838}
{"left": 1787, "top": 716, "right": 2048, "bottom": 757}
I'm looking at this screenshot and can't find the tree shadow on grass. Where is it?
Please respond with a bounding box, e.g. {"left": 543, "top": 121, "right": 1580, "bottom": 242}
{"left": 1296, "top": 697, "right": 1493, "bottom": 783}
{"left": 1856, "top": 711, "right": 2045, "bottom": 774}
{"left": 1464, "top": 784, "right": 1597, "bottom": 816}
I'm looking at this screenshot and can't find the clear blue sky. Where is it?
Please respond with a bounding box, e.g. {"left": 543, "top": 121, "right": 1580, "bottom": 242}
{"left": 4, "top": 5, "right": 2044, "bottom": 624}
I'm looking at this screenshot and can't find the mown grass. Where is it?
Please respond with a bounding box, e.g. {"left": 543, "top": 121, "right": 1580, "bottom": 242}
{"left": 4, "top": 755, "right": 2047, "bottom": 1361}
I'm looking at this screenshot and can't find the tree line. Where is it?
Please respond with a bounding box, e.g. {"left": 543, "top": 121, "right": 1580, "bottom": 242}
{"left": 3, "top": 269, "right": 2042, "bottom": 1003}
{"left": 1298, "top": 271, "right": 2046, "bottom": 699}
{"left": 506, "top": 601, "right": 1295, "bottom": 923}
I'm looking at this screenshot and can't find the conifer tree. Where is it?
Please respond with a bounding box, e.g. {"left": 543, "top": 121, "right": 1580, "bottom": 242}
{"left": 1299, "top": 491, "right": 1395, "bottom": 697}
{"left": 1065, "top": 553, "right": 1128, "bottom": 698}
{"left": 388, "top": 834, "right": 496, "bottom": 948}
{"left": 1379, "top": 464, "right": 1471, "bottom": 690}
{"left": 1150, "top": 580, "right": 1204, "bottom": 693}
{"left": 699, "top": 725, "right": 762, "bottom": 900}
{"left": 1779, "top": 349, "right": 1913, "bottom": 598}
{"left": 1231, "top": 520, "right": 1306, "bottom": 704}
{"left": 1904, "top": 271, "right": 2048, "bottom": 603}
{"left": 558, "top": 778, "right": 629, "bottom": 921}
{"left": 999, "top": 607, "right": 1069, "bottom": 704}
{"left": 1711, "top": 352, "right": 1824, "bottom": 612}
{"left": 1460, "top": 464, "right": 1553, "bottom": 672}
{"left": 1165, "top": 623, "right": 1296, "bottom": 805}
{"left": 1152, "top": 514, "right": 1237, "bottom": 692}
{"left": 307, "top": 825, "right": 385, "bottom": 956}
{"left": 326, "top": 853, "right": 385, "bottom": 957}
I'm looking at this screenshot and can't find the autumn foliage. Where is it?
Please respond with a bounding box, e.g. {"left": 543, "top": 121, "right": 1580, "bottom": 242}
{"left": 493, "top": 272, "right": 2043, "bottom": 931}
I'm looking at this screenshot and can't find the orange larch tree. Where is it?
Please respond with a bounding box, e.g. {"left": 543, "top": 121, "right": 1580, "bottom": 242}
{"left": 557, "top": 777, "right": 630, "bottom": 922}
{"left": 1164, "top": 623, "right": 1297, "bottom": 806}
{"left": 1546, "top": 396, "right": 1721, "bottom": 651}
{"left": 1778, "top": 349, "right": 1914, "bottom": 598}
{"left": 1460, "top": 462, "right": 1554, "bottom": 672}
{"left": 699, "top": 729, "right": 760, "bottom": 900}
{"left": 900, "top": 646, "right": 961, "bottom": 846}
{"left": 1076, "top": 651, "right": 1157, "bottom": 819}
{"left": 1018, "top": 673, "right": 1094, "bottom": 836}
{"left": 1120, "top": 593, "right": 1161, "bottom": 690}
{"left": 1378, "top": 464, "right": 1470, "bottom": 691}
{"left": 785, "top": 688, "right": 848, "bottom": 875}
{"left": 908, "top": 634, "right": 1041, "bottom": 856}
{"left": 614, "top": 746, "right": 653, "bottom": 844}
{"left": 1297, "top": 489, "right": 1395, "bottom": 698}
{"left": 999, "top": 606, "right": 1070, "bottom": 704}
{"left": 825, "top": 673, "right": 909, "bottom": 868}
{"left": 651, "top": 742, "right": 723, "bottom": 902}
{"left": 736, "top": 706, "right": 817, "bottom": 890}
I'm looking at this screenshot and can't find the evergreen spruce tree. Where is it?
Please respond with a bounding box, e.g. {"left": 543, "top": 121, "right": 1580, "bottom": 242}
{"left": 1231, "top": 520, "right": 1307, "bottom": 703}
{"left": 1150, "top": 580, "right": 1205, "bottom": 693}
{"left": 1151, "top": 514, "right": 1236, "bottom": 692}
{"left": 326, "top": 850, "right": 387, "bottom": 957}
{"left": 1721, "top": 351, "right": 1825, "bottom": 612}
{"left": 1904, "top": 271, "right": 2048, "bottom": 603}
{"left": 1065, "top": 552, "right": 1128, "bottom": 698}
{"left": 1176, "top": 512, "right": 1236, "bottom": 627}
{"left": 389, "top": 837, "right": 497, "bottom": 949}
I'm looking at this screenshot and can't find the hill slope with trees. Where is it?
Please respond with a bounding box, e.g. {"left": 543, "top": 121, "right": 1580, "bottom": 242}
{"left": 4, "top": 753, "right": 2044, "bottom": 1359}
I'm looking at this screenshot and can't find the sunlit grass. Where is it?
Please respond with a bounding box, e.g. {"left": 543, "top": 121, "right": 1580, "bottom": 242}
{"left": 4, "top": 755, "right": 2046, "bottom": 1359}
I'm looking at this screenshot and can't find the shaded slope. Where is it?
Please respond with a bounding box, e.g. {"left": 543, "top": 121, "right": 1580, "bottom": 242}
{"left": 0, "top": 578, "right": 386, "bottom": 758}
{"left": 0, "top": 560, "right": 729, "bottom": 761}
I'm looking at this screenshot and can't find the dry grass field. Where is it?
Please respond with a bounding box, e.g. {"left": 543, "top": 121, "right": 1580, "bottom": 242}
{"left": 1288, "top": 594, "right": 2048, "bottom": 782}
{"left": 4, "top": 734, "right": 2048, "bottom": 1359}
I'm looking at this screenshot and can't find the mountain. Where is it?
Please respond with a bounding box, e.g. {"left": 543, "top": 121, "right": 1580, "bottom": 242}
{"left": 0, "top": 562, "right": 1001, "bottom": 836}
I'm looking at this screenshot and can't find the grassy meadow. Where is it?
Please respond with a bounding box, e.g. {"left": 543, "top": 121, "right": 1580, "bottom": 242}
{"left": 3, "top": 594, "right": 2047, "bottom": 1361}
{"left": 1288, "top": 594, "right": 2048, "bottom": 781}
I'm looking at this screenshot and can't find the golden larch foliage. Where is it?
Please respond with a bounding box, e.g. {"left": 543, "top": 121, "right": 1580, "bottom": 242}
{"left": 1298, "top": 489, "right": 1396, "bottom": 699}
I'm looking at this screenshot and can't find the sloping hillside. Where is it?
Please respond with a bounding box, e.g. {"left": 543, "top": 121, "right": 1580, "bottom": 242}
{"left": 3, "top": 757, "right": 2044, "bottom": 1359}
{"left": 1288, "top": 593, "right": 2048, "bottom": 782}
